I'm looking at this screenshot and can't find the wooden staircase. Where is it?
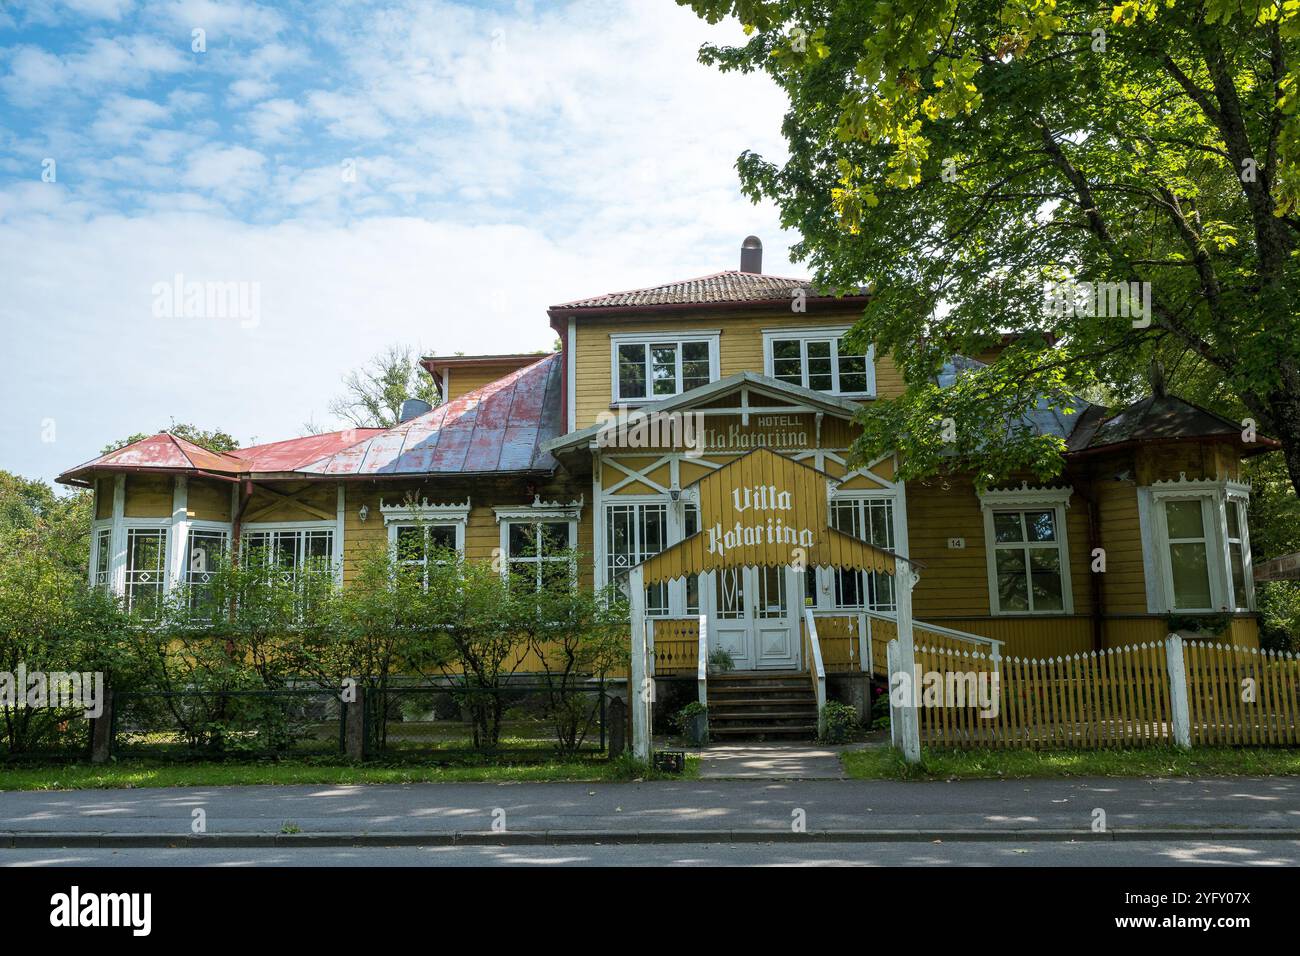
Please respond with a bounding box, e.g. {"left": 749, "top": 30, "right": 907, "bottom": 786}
{"left": 707, "top": 671, "right": 819, "bottom": 740}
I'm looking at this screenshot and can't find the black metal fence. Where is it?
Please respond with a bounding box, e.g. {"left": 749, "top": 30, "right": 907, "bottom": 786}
{"left": 0, "top": 680, "right": 615, "bottom": 762}
{"left": 111, "top": 688, "right": 346, "bottom": 759}
{"left": 364, "top": 680, "right": 609, "bottom": 759}
{"left": 0, "top": 704, "right": 94, "bottom": 761}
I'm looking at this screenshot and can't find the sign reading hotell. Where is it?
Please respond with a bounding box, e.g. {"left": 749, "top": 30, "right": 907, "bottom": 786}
{"left": 702, "top": 415, "right": 810, "bottom": 451}
{"left": 707, "top": 483, "right": 817, "bottom": 556}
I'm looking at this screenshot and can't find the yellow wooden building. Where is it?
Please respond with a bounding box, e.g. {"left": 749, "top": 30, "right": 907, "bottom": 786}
{"left": 58, "top": 237, "right": 1274, "bottom": 737}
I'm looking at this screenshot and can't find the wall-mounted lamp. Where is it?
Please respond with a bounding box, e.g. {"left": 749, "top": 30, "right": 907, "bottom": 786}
{"left": 358, "top": 504, "right": 370, "bottom": 523}
{"left": 669, "top": 485, "right": 681, "bottom": 502}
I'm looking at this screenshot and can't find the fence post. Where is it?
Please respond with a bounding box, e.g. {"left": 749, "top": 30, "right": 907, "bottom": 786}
{"left": 1165, "top": 635, "right": 1192, "bottom": 750}
{"left": 886, "top": 639, "right": 900, "bottom": 750}
{"left": 607, "top": 696, "right": 626, "bottom": 759}
{"left": 90, "top": 686, "right": 114, "bottom": 764}
{"left": 344, "top": 684, "right": 366, "bottom": 761}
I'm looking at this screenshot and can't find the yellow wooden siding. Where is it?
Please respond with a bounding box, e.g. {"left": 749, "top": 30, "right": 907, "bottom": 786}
{"left": 340, "top": 479, "right": 594, "bottom": 588}
{"left": 243, "top": 481, "right": 337, "bottom": 524}
{"left": 444, "top": 362, "right": 540, "bottom": 402}
{"left": 1136, "top": 441, "right": 1239, "bottom": 484}
{"left": 1094, "top": 480, "right": 1147, "bottom": 614}
{"left": 123, "top": 474, "right": 173, "bottom": 517}
{"left": 188, "top": 478, "right": 232, "bottom": 522}
{"left": 94, "top": 478, "right": 114, "bottom": 519}
{"left": 573, "top": 311, "right": 904, "bottom": 429}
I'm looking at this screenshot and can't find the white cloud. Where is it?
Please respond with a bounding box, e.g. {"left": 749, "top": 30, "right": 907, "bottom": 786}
{"left": 247, "top": 97, "right": 304, "bottom": 142}
{"left": 90, "top": 94, "right": 169, "bottom": 142}
{"left": 180, "top": 144, "right": 266, "bottom": 199}
{"left": 159, "top": 0, "right": 286, "bottom": 39}
{"left": 0, "top": 35, "right": 189, "bottom": 105}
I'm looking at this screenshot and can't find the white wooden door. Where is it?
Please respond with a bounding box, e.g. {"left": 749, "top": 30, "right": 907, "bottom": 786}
{"left": 706, "top": 567, "right": 800, "bottom": 671}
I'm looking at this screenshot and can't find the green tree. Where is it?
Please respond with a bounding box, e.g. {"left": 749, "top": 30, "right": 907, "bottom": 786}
{"left": 506, "top": 562, "right": 628, "bottom": 755}
{"left": 328, "top": 344, "right": 440, "bottom": 429}
{"left": 0, "top": 471, "right": 91, "bottom": 575}
{"left": 682, "top": 0, "right": 1300, "bottom": 493}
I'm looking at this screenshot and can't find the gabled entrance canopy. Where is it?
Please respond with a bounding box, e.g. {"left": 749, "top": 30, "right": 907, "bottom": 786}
{"left": 626, "top": 447, "right": 921, "bottom": 763}
{"left": 637, "top": 448, "right": 899, "bottom": 583}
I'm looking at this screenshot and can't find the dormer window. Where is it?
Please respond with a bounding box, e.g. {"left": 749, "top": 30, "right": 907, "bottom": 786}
{"left": 609, "top": 332, "right": 720, "bottom": 403}
{"left": 762, "top": 327, "right": 875, "bottom": 397}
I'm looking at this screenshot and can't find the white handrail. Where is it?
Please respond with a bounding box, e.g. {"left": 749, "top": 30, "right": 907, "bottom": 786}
{"left": 860, "top": 608, "right": 1004, "bottom": 657}
{"left": 697, "top": 613, "right": 708, "bottom": 706}
{"left": 803, "top": 607, "right": 827, "bottom": 736}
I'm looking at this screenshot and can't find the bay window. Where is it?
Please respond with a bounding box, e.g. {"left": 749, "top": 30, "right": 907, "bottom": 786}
{"left": 1144, "top": 481, "right": 1253, "bottom": 613}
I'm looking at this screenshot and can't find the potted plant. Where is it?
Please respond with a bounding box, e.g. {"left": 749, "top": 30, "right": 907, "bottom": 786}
{"left": 674, "top": 701, "right": 709, "bottom": 746}
{"left": 707, "top": 647, "right": 735, "bottom": 674}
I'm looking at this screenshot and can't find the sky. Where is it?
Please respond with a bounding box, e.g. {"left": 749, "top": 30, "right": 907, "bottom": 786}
{"left": 0, "top": 0, "right": 799, "bottom": 486}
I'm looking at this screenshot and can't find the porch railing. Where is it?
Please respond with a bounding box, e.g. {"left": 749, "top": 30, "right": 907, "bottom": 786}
{"left": 648, "top": 617, "right": 702, "bottom": 676}
{"left": 803, "top": 608, "right": 827, "bottom": 736}
{"left": 696, "top": 614, "right": 708, "bottom": 706}
{"left": 861, "top": 609, "right": 1004, "bottom": 679}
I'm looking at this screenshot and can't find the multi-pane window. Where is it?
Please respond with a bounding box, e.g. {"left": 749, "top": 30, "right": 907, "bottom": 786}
{"left": 991, "top": 509, "right": 1065, "bottom": 613}
{"left": 829, "top": 498, "right": 896, "bottom": 611}
{"left": 506, "top": 520, "right": 575, "bottom": 591}
{"left": 124, "top": 527, "right": 168, "bottom": 617}
{"left": 92, "top": 527, "right": 112, "bottom": 591}
{"left": 614, "top": 337, "right": 715, "bottom": 402}
{"left": 605, "top": 501, "right": 699, "bottom": 615}
{"left": 606, "top": 503, "right": 668, "bottom": 614}
{"left": 186, "top": 529, "right": 229, "bottom": 612}
{"left": 392, "top": 524, "right": 459, "bottom": 589}
{"left": 768, "top": 333, "right": 872, "bottom": 395}
{"left": 1227, "top": 500, "right": 1249, "bottom": 611}
{"left": 1162, "top": 499, "right": 1214, "bottom": 611}
{"left": 756, "top": 566, "right": 787, "bottom": 619}
{"left": 241, "top": 528, "right": 334, "bottom": 584}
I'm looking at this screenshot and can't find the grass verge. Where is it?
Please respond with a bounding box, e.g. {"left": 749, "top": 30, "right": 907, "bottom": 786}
{"left": 0, "top": 754, "right": 701, "bottom": 791}
{"left": 842, "top": 745, "right": 1300, "bottom": 780}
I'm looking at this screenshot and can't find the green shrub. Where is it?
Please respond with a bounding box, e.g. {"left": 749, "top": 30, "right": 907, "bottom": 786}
{"left": 818, "top": 700, "right": 860, "bottom": 743}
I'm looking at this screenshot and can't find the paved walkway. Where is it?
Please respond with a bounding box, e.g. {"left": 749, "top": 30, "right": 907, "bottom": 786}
{"left": 693, "top": 743, "right": 854, "bottom": 779}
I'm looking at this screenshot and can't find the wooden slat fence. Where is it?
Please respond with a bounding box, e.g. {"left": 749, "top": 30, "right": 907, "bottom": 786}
{"left": 907, "top": 639, "right": 1300, "bottom": 750}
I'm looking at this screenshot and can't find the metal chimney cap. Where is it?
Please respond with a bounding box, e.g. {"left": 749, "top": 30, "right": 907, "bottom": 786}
{"left": 398, "top": 398, "right": 434, "bottom": 423}
{"left": 739, "top": 235, "right": 763, "bottom": 274}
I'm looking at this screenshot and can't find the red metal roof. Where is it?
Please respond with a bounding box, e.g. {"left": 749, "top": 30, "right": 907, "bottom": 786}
{"left": 231, "top": 429, "right": 385, "bottom": 473}
{"left": 57, "top": 432, "right": 246, "bottom": 484}
{"left": 297, "top": 354, "right": 563, "bottom": 476}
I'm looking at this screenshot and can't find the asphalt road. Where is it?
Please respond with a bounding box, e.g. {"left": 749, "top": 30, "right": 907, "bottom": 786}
{"left": 2, "top": 776, "right": 1297, "bottom": 837}
{"left": 2, "top": 840, "right": 1298, "bottom": 866}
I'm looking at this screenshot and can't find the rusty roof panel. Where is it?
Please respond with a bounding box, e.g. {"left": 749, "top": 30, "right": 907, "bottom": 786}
{"left": 233, "top": 429, "right": 383, "bottom": 472}
{"left": 294, "top": 354, "right": 561, "bottom": 477}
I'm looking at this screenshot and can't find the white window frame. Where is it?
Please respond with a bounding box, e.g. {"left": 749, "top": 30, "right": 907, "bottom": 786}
{"left": 762, "top": 326, "right": 876, "bottom": 398}
{"left": 239, "top": 521, "right": 338, "bottom": 584}
{"left": 90, "top": 521, "right": 113, "bottom": 590}
{"left": 1142, "top": 478, "right": 1253, "bottom": 613}
{"left": 979, "top": 485, "right": 1075, "bottom": 616}
{"left": 494, "top": 497, "right": 583, "bottom": 590}
{"left": 609, "top": 331, "right": 721, "bottom": 404}
{"left": 121, "top": 520, "right": 171, "bottom": 616}
{"left": 822, "top": 492, "right": 898, "bottom": 612}
{"left": 382, "top": 499, "right": 471, "bottom": 589}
